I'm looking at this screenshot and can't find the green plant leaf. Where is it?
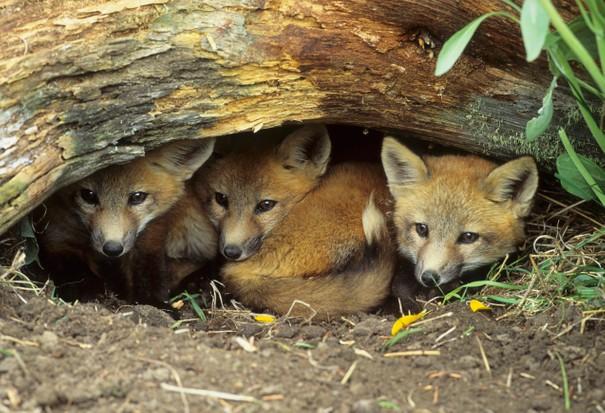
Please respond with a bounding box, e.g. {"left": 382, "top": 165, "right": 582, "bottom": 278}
{"left": 383, "top": 327, "right": 424, "bottom": 350}
{"left": 573, "top": 274, "right": 599, "bottom": 287}
{"left": 556, "top": 153, "right": 605, "bottom": 201}
{"left": 545, "top": 17, "right": 599, "bottom": 61}
{"left": 521, "top": 0, "right": 551, "bottom": 61}
{"left": 435, "top": 12, "right": 503, "bottom": 76}
{"left": 19, "top": 216, "right": 40, "bottom": 267}
{"left": 526, "top": 76, "right": 557, "bottom": 141}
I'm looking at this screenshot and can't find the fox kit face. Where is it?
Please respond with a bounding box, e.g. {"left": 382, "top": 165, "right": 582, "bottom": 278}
{"left": 203, "top": 125, "right": 331, "bottom": 261}
{"left": 382, "top": 138, "right": 538, "bottom": 287}
{"left": 68, "top": 139, "right": 214, "bottom": 258}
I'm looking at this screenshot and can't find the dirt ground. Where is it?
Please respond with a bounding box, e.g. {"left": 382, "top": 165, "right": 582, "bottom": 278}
{"left": 0, "top": 281, "right": 603, "bottom": 413}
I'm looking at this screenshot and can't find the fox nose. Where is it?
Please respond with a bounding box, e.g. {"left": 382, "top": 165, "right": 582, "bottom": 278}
{"left": 102, "top": 241, "right": 124, "bottom": 257}
{"left": 223, "top": 245, "right": 243, "bottom": 260}
{"left": 420, "top": 271, "right": 440, "bottom": 286}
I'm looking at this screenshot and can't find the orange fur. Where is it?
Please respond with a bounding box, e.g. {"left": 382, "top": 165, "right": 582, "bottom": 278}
{"left": 381, "top": 137, "right": 538, "bottom": 292}
{"left": 199, "top": 126, "right": 395, "bottom": 319}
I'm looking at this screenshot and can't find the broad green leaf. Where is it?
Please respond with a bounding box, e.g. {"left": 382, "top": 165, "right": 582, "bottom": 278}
{"left": 556, "top": 153, "right": 605, "bottom": 201}
{"left": 521, "top": 0, "right": 551, "bottom": 61}
{"left": 573, "top": 274, "right": 599, "bottom": 287}
{"left": 435, "top": 12, "right": 502, "bottom": 76}
{"left": 575, "top": 286, "right": 602, "bottom": 299}
{"left": 526, "top": 77, "right": 557, "bottom": 141}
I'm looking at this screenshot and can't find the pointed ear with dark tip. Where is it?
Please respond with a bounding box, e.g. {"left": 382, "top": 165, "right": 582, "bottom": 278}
{"left": 484, "top": 156, "right": 538, "bottom": 217}
{"left": 381, "top": 137, "right": 428, "bottom": 196}
{"left": 150, "top": 138, "right": 215, "bottom": 180}
{"left": 277, "top": 125, "right": 331, "bottom": 176}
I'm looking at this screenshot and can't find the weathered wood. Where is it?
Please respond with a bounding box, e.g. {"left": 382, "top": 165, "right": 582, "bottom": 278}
{"left": 0, "top": 0, "right": 594, "bottom": 234}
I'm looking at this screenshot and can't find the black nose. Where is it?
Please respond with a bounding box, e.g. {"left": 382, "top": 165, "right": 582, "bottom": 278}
{"left": 223, "top": 245, "right": 243, "bottom": 260}
{"left": 420, "top": 271, "right": 440, "bottom": 286}
{"left": 102, "top": 241, "right": 124, "bottom": 257}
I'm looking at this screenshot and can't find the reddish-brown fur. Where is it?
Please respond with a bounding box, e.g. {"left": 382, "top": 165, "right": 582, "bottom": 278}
{"left": 199, "top": 126, "right": 395, "bottom": 319}
{"left": 381, "top": 137, "right": 538, "bottom": 295}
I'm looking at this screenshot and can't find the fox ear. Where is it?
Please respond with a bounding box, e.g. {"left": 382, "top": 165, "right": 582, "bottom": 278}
{"left": 381, "top": 137, "right": 428, "bottom": 195}
{"left": 484, "top": 156, "right": 538, "bottom": 217}
{"left": 277, "top": 125, "right": 331, "bottom": 176}
{"left": 150, "top": 138, "right": 215, "bottom": 180}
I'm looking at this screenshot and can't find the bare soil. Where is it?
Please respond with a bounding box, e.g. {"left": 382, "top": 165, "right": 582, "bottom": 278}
{"left": 0, "top": 281, "right": 604, "bottom": 413}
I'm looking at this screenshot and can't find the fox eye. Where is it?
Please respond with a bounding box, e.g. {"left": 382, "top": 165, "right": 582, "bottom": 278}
{"left": 128, "top": 191, "right": 148, "bottom": 206}
{"left": 215, "top": 192, "right": 229, "bottom": 208}
{"left": 458, "top": 232, "right": 479, "bottom": 244}
{"left": 415, "top": 223, "right": 429, "bottom": 238}
{"left": 80, "top": 189, "right": 99, "bottom": 205}
{"left": 255, "top": 199, "right": 277, "bottom": 214}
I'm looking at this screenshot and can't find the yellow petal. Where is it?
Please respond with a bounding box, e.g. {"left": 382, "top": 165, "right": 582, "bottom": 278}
{"left": 254, "top": 314, "right": 277, "bottom": 323}
{"left": 391, "top": 310, "right": 427, "bottom": 336}
{"left": 469, "top": 299, "right": 491, "bottom": 312}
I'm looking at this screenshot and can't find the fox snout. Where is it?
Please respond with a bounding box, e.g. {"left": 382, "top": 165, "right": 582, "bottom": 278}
{"left": 220, "top": 235, "right": 262, "bottom": 261}
{"left": 90, "top": 214, "right": 138, "bottom": 258}
{"left": 415, "top": 260, "right": 462, "bottom": 287}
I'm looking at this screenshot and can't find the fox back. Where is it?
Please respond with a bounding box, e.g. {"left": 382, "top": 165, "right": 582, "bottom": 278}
{"left": 381, "top": 138, "right": 538, "bottom": 288}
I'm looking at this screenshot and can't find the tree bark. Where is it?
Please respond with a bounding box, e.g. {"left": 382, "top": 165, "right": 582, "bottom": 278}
{"left": 0, "top": 0, "right": 594, "bottom": 234}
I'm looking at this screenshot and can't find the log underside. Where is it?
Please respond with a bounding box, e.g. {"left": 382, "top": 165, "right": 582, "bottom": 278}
{"left": 0, "top": 0, "right": 594, "bottom": 234}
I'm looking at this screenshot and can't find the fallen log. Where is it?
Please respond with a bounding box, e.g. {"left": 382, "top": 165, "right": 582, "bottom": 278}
{"left": 0, "top": 0, "right": 594, "bottom": 234}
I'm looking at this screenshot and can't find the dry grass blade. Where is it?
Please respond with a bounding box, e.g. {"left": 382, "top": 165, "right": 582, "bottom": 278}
{"left": 475, "top": 335, "right": 491, "bottom": 375}
{"left": 384, "top": 350, "right": 440, "bottom": 357}
{"left": 135, "top": 357, "right": 190, "bottom": 413}
{"left": 0, "top": 249, "right": 44, "bottom": 302}
{"left": 340, "top": 360, "right": 358, "bottom": 384}
{"left": 160, "top": 383, "right": 257, "bottom": 403}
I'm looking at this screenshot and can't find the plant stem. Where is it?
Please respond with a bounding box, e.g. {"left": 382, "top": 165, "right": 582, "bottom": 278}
{"left": 540, "top": 0, "right": 605, "bottom": 93}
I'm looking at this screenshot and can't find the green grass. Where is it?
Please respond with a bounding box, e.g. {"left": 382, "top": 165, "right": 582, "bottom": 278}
{"left": 383, "top": 327, "right": 424, "bottom": 350}
{"left": 170, "top": 291, "right": 207, "bottom": 321}
{"left": 437, "top": 197, "right": 604, "bottom": 317}
{"left": 555, "top": 352, "right": 571, "bottom": 411}
{"left": 294, "top": 341, "right": 316, "bottom": 349}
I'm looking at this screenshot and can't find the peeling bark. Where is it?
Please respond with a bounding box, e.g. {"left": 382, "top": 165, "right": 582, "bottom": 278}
{"left": 0, "top": 0, "right": 593, "bottom": 234}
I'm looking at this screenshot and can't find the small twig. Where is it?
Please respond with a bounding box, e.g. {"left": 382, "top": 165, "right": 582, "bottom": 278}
{"left": 384, "top": 350, "right": 440, "bottom": 358}
{"left": 135, "top": 357, "right": 190, "bottom": 413}
{"left": 0, "top": 335, "right": 39, "bottom": 347}
{"left": 538, "top": 193, "right": 604, "bottom": 227}
{"left": 306, "top": 350, "right": 338, "bottom": 371}
{"left": 412, "top": 312, "right": 454, "bottom": 327}
{"left": 12, "top": 350, "right": 31, "bottom": 379}
{"left": 515, "top": 255, "right": 540, "bottom": 313}
{"left": 161, "top": 383, "right": 257, "bottom": 403}
{"left": 434, "top": 326, "right": 456, "bottom": 344}
{"left": 432, "top": 385, "right": 439, "bottom": 405}
{"left": 284, "top": 300, "right": 317, "bottom": 323}
{"left": 340, "top": 360, "right": 358, "bottom": 385}
{"left": 506, "top": 368, "right": 513, "bottom": 388}
{"left": 475, "top": 335, "right": 491, "bottom": 375}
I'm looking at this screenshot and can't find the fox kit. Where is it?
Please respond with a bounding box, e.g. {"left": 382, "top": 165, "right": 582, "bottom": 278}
{"left": 37, "top": 139, "right": 217, "bottom": 303}
{"left": 381, "top": 137, "right": 538, "bottom": 300}
{"left": 198, "top": 125, "right": 395, "bottom": 318}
